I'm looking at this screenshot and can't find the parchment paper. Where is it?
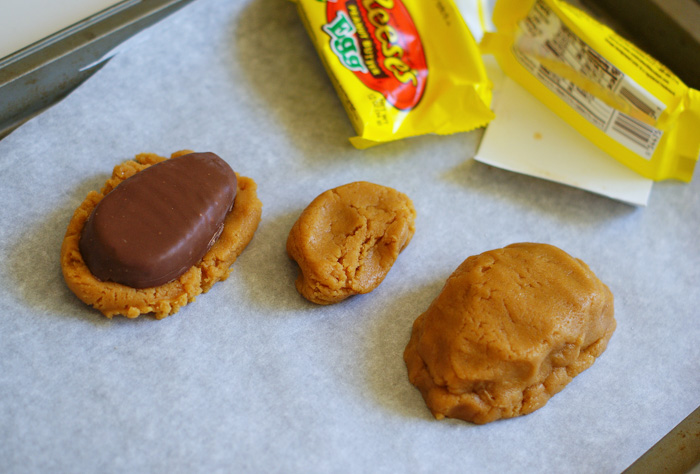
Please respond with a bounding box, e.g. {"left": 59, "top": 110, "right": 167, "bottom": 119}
{"left": 0, "top": 1, "right": 698, "bottom": 472}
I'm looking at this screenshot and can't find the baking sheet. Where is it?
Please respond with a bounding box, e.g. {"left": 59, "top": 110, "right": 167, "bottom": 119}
{"left": 0, "top": 0, "right": 698, "bottom": 472}
{"left": 0, "top": 0, "right": 127, "bottom": 60}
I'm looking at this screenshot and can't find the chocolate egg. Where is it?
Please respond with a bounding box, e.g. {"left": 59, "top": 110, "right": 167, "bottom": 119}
{"left": 79, "top": 152, "right": 237, "bottom": 288}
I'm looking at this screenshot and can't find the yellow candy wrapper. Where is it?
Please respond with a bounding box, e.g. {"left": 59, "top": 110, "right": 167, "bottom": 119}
{"left": 291, "top": 0, "right": 494, "bottom": 149}
{"left": 481, "top": 0, "right": 700, "bottom": 181}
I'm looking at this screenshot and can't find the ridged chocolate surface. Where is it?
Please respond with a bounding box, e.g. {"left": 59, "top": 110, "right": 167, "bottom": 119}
{"left": 79, "top": 152, "right": 237, "bottom": 288}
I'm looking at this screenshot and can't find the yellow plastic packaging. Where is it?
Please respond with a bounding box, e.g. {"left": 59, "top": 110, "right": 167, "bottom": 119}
{"left": 481, "top": 0, "right": 700, "bottom": 181}
{"left": 291, "top": 0, "right": 494, "bottom": 149}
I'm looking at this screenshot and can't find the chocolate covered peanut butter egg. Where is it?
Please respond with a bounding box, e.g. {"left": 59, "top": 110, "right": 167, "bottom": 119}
{"left": 79, "top": 152, "right": 237, "bottom": 288}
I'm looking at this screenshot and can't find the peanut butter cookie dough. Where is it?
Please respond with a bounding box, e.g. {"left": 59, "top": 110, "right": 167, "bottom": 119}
{"left": 61, "top": 150, "right": 262, "bottom": 319}
{"left": 287, "top": 181, "right": 416, "bottom": 305}
{"left": 404, "top": 243, "right": 615, "bottom": 424}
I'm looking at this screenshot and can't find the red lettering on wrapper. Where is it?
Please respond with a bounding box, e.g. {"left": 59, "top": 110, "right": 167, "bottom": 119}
{"left": 325, "top": 0, "right": 428, "bottom": 111}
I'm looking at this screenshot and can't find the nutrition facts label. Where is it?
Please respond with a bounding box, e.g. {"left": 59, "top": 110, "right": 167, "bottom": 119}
{"left": 512, "top": 0, "right": 664, "bottom": 160}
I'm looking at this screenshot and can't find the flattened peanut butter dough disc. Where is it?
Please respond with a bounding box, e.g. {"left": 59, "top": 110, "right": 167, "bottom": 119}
{"left": 60, "top": 150, "right": 262, "bottom": 319}
{"left": 287, "top": 181, "right": 416, "bottom": 305}
{"left": 404, "top": 243, "right": 615, "bottom": 424}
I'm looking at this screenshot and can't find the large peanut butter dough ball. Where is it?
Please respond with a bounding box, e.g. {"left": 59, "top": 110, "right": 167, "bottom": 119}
{"left": 404, "top": 243, "right": 615, "bottom": 424}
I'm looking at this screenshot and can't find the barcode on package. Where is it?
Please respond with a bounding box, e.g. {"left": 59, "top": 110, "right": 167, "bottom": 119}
{"left": 608, "top": 111, "right": 662, "bottom": 159}
{"left": 615, "top": 77, "right": 665, "bottom": 121}
{"left": 619, "top": 87, "right": 655, "bottom": 118}
{"left": 512, "top": 0, "right": 665, "bottom": 160}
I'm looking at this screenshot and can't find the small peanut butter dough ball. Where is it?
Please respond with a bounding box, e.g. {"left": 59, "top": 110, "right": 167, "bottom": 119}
{"left": 404, "top": 243, "right": 615, "bottom": 424}
{"left": 287, "top": 181, "right": 416, "bottom": 305}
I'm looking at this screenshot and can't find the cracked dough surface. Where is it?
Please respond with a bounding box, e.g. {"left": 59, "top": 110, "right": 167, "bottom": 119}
{"left": 404, "top": 243, "right": 615, "bottom": 424}
{"left": 60, "top": 150, "right": 262, "bottom": 319}
{"left": 287, "top": 181, "right": 415, "bottom": 305}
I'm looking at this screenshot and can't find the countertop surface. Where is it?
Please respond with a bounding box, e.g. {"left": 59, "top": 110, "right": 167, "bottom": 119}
{"left": 0, "top": 0, "right": 698, "bottom": 472}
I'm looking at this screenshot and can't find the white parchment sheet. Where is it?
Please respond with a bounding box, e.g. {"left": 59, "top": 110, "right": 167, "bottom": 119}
{"left": 0, "top": 1, "right": 698, "bottom": 472}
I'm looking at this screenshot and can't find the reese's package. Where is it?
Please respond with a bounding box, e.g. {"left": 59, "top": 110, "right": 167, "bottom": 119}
{"left": 481, "top": 0, "right": 700, "bottom": 181}
{"left": 292, "top": 0, "right": 495, "bottom": 149}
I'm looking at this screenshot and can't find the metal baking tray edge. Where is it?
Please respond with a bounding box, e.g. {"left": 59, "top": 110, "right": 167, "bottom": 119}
{"left": 0, "top": 0, "right": 195, "bottom": 139}
{"left": 624, "top": 405, "right": 700, "bottom": 473}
